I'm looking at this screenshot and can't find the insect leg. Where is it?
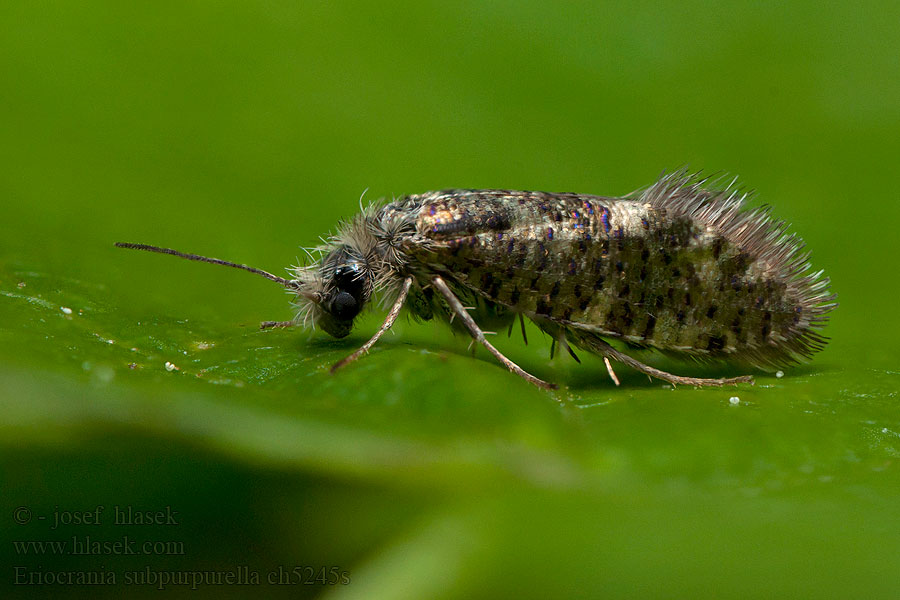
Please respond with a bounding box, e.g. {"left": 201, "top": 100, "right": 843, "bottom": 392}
{"left": 592, "top": 338, "right": 754, "bottom": 387}
{"left": 431, "top": 276, "right": 557, "bottom": 390}
{"left": 260, "top": 320, "right": 296, "bottom": 329}
{"left": 330, "top": 277, "right": 413, "bottom": 373}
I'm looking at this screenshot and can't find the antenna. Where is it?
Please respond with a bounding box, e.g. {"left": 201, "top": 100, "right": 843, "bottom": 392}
{"left": 115, "top": 242, "right": 300, "bottom": 291}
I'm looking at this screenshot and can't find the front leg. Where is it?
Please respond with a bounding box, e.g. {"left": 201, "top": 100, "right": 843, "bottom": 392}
{"left": 260, "top": 320, "right": 296, "bottom": 329}
{"left": 331, "top": 277, "right": 414, "bottom": 373}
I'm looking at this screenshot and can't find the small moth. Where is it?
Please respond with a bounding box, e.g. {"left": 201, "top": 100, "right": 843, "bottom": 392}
{"left": 117, "top": 170, "right": 836, "bottom": 390}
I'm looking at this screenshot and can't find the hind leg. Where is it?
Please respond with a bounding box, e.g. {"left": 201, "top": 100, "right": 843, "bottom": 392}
{"left": 591, "top": 338, "right": 754, "bottom": 387}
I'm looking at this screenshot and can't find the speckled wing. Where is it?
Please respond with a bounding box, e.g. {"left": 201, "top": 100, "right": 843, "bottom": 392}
{"left": 400, "top": 173, "right": 835, "bottom": 370}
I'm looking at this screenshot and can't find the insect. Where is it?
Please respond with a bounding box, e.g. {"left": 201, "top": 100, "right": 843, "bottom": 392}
{"left": 116, "top": 170, "right": 836, "bottom": 390}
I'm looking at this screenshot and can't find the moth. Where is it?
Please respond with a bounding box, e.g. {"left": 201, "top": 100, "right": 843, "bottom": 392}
{"left": 117, "top": 171, "right": 836, "bottom": 390}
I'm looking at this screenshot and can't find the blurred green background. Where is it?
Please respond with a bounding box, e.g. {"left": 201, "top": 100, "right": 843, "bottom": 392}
{"left": 2, "top": 1, "right": 899, "bottom": 598}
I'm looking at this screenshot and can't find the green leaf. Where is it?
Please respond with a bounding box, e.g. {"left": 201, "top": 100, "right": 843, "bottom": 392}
{"left": 3, "top": 1, "right": 899, "bottom": 597}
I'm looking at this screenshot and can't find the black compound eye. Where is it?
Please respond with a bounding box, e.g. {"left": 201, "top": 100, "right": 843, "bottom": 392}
{"left": 331, "top": 291, "right": 359, "bottom": 320}
{"left": 333, "top": 265, "right": 365, "bottom": 297}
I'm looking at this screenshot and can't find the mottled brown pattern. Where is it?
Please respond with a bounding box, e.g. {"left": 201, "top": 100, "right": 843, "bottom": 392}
{"left": 387, "top": 185, "right": 831, "bottom": 369}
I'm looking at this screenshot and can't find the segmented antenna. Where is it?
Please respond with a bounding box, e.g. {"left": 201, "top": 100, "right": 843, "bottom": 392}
{"left": 115, "top": 242, "right": 299, "bottom": 290}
